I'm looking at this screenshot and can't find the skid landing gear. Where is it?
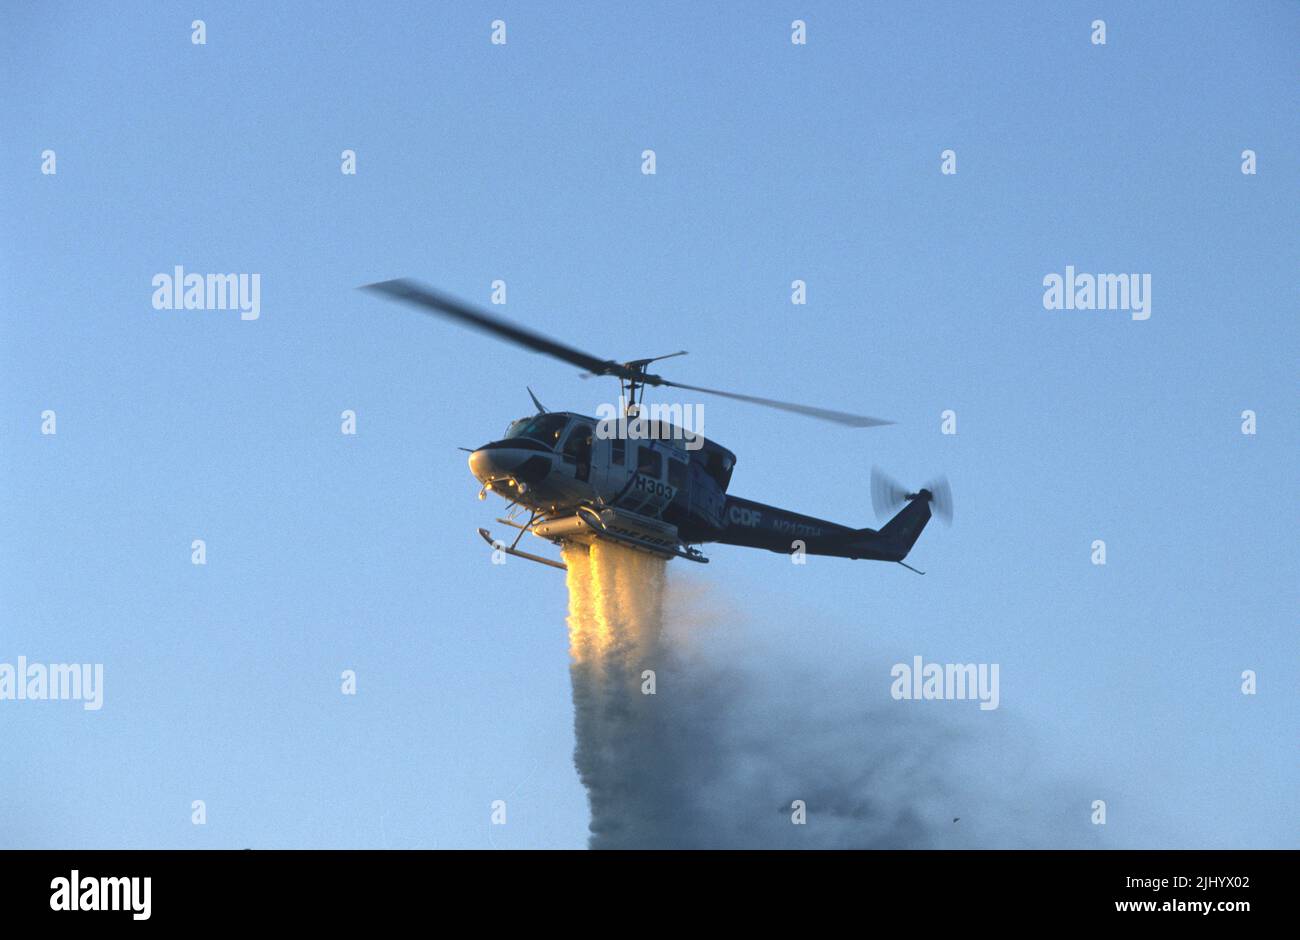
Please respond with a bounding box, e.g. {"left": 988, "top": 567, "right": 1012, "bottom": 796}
{"left": 477, "top": 527, "right": 568, "bottom": 571}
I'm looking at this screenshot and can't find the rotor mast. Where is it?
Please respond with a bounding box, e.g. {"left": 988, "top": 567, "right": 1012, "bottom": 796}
{"left": 617, "top": 351, "right": 687, "bottom": 417}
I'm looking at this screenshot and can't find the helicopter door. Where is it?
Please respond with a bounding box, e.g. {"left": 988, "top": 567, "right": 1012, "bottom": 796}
{"left": 560, "top": 422, "right": 594, "bottom": 483}
{"left": 626, "top": 443, "right": 676, "bottom": 517}
{"left": 590, "top": 433, "right": 625, "bottom": 497}
{"left": 666, "top": 451, "right": 690, "bottom": 516}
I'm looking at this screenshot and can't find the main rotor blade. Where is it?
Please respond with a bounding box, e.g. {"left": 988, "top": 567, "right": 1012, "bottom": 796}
{"left": 362, "top": 279, "right": 892, "bottom": 427}
{"left": 361, "top": 279, "right": 619, "bottom": 378}
{"left": 659, "top": 379, "right": 893, "bottom": 428}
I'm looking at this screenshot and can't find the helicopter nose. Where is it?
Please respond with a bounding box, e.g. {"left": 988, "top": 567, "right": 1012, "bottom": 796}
{"left": 468, "top": 441, "right": 553, "bottom": 487}
{"left": 467, "top": 447, "right": 500, "bottom": 482}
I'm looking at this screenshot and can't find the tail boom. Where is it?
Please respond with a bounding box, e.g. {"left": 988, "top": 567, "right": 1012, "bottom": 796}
{"left": 712, "top": 494, "right": 932, "bottom": 562}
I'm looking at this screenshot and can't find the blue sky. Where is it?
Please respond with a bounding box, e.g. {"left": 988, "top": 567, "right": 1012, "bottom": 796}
{"left": 1, "top": 1, "right": 1295, "bottom": 848}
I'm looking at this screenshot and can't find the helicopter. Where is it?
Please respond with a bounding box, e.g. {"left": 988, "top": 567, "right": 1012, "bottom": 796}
{"left": 361, "top": 279, "right": 951, "bottom": 573}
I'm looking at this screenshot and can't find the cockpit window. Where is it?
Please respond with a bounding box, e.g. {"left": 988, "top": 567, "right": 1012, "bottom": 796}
{"left": 503, "top": 414, "right": 570, "bottom": 449}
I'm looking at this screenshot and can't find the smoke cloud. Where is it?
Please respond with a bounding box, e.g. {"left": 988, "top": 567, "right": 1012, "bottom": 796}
{"left": 563, "top": 541, "right": 1108, "bottom": 849}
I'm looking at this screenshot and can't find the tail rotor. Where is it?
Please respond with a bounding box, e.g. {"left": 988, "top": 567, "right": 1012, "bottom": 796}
{"left": 871, "top": 467, "right": 953, "bottom": 526}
